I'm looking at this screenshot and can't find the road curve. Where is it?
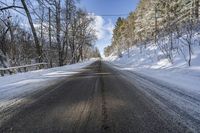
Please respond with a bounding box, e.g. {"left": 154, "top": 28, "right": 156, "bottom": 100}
{"left": 0, "top": 61, "right": 193, "bottom": 133}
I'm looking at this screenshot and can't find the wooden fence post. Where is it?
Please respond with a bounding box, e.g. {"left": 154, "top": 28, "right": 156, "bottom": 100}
{"left": 1, "top": 70, "right": 4, "bottom": 76}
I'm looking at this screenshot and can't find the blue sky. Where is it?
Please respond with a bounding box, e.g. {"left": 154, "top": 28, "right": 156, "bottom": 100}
{"left": 78, "top": 0, "right": 140, "bottom": 56}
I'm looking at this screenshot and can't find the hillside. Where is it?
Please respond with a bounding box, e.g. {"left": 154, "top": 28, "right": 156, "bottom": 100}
{"left": 106, "top": 34, "right": 200, "bottom": 90}
{"left": 105, "top": 0, "right": 200, "bottom": 67}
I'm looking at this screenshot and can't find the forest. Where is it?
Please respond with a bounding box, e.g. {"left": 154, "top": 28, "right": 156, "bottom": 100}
{"left": 0, "top": 0, "right": 100, "bottom": 69}
{"left": 104, "top": 0, "right": 200, "bottom": 66}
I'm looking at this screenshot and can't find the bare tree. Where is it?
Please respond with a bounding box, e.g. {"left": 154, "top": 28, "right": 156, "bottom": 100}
{"left": 0, "top": 0, "right": 98, "bottom": 70}
{"left": 21, "top": 0, "right": 43, "bottom": 63}
{"left": 181, "top": 20, "right": 196, "bottom": 66}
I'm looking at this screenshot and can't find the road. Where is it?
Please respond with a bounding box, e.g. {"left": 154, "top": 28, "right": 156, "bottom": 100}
{"left": 0, "top": 61, "right": 195, "bottom": 133}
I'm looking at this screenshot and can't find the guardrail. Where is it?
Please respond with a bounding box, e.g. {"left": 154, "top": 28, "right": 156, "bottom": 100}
{"left": 0, "top": 63, "right": 48, "bottom": 76}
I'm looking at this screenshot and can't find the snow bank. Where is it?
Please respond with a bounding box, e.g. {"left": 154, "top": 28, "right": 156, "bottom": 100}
{"left": 105, "top": 39, "right": 200, "bottom": 94}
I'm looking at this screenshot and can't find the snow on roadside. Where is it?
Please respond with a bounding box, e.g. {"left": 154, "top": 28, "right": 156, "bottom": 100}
{"left": 105, "top": 43, "right": 200, "bottom": 132}
{"left": 107, "top": 62, "right": 200, "bottom": 132}
{"left": 0, "top": 60, "right": 95, "bottom": 114}
{"left": 105, "top": 42, "right": 200, "bottom": 95}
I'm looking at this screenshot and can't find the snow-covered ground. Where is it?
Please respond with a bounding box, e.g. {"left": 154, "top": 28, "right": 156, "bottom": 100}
{"left": 105, "top": 42, "right": 200, "bottom": 95}
{"left": 0, "top": 60, "right": 95, "bottom": 125}
{"left": 105, "top": 40, "right": 200, "bottom": 132}
{"left": 105, "top": 62, "right": 200, "bottom": 132}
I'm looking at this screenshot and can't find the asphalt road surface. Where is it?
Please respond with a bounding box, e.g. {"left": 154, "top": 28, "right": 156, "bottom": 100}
{"left": 0, "top": 61, "right": 194, "bottom": 133}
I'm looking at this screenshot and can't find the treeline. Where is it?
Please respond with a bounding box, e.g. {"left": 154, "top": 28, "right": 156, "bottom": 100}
{"left": 0, "top": 0, "right": 100, "bottom": 68}
{"left": 105, "top": 0, "right": 200, "bottom": 66}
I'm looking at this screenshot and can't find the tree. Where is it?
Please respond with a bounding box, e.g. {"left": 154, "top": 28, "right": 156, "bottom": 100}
{"left": 21, "top": 0, "right": 43, "bottom": 63}
{"left": 181, "top": 19, "right": 197, "bottom": 66}
{"left": 0, "top": 0, "right": 98, "bottom": 69}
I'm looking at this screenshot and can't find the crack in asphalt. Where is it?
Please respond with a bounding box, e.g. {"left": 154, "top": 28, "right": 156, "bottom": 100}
{"left": 99, "top": 61, "right": 110, "bottom": 133}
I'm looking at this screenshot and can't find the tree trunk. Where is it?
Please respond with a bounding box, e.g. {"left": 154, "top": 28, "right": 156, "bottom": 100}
{"left": 21, "top": 0, "right": 43, "bottom": 63}
{"left": 55, "top": 0, "right": 62, "bottom": 66}
{"left": 188, "top": 41, "right": 192, "bottom": 66}
{"left": 48, "top": 7, "right": 53, "bottom": 67}
{"left": 195, "top": 0, "right": 199, "bottom": 19}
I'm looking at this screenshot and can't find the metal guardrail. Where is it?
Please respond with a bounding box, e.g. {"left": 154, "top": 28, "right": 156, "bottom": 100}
{"left": 0, "top": 63, "right": 48, "bottom": 76}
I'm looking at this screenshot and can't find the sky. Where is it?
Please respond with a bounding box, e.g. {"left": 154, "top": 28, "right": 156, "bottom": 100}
{"left": 77, "top": 0, "right": 140, "bottom": 56}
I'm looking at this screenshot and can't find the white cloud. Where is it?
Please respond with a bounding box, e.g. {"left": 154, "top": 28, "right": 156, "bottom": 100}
{"left": 104, "top": 19, "right": 115, "bottom": 38}
{"left": 87, "top": 13, "right": 115, "bottom": 56}
{"left": 93, "top": 15, "right": 105, "bottom": 39}
{"left": 90, "top": 14, "right": 114, "bottom": 40}
{"left": 89, "top": 13, "right": 114, "bottom": 56}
